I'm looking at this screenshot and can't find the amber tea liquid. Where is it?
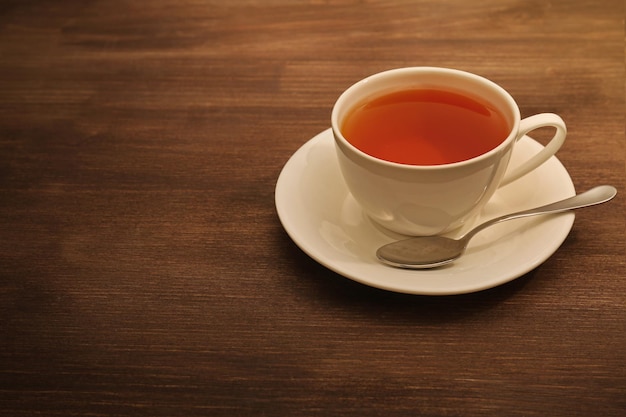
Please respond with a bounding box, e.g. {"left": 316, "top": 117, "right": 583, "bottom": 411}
{"left": 342, "top": 88, "right": 510, "bottom": 165}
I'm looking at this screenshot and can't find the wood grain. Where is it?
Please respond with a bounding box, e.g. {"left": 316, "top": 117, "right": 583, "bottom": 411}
{"left": 1, "top": 1, "right": 624, "bottom": 416}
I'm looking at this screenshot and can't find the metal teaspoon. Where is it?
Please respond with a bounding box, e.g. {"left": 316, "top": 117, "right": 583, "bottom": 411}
{"left": 376, "top": 185, "right": 617, "bottom": 269}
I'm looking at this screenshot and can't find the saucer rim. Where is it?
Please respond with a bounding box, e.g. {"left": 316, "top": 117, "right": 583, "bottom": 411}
{"left": 275, "top": 128, "right": 575, "bottom": 295}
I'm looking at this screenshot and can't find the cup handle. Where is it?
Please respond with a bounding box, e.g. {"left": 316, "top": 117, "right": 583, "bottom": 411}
{"left": 499, "top": 113, "right": 567, "bottom": 187}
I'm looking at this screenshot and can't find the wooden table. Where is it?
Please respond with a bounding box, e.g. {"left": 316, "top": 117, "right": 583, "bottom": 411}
{"left": 1, "top": 1, "right": 624, "bottom": 416}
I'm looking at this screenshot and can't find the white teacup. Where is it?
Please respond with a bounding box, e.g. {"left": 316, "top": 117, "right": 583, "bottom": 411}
{"left": 331, "top": 67, "right": 566, "bottom": 236}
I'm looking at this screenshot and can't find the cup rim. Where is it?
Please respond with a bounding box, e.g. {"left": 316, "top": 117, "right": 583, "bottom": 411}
{"left": 331, "top": 66, "right": 522, "bottom": 171}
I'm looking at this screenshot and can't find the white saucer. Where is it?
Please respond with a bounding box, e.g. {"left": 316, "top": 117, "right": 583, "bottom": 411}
{"left": 275, "top": 128, "right": 575, "bottom": 295}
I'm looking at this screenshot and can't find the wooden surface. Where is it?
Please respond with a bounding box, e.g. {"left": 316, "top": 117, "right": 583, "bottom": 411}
{"left": 1, "top": 1, "right": 624, "bottom": 416}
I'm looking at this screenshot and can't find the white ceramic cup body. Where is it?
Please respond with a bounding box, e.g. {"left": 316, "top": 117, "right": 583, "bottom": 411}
{"left": 331, "top": 67, "right": 566, "bottom": 236}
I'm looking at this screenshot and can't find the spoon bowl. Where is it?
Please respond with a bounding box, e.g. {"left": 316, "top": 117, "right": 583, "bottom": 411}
{"left": 376, "top": 185, "right": 617, "bottom": 269}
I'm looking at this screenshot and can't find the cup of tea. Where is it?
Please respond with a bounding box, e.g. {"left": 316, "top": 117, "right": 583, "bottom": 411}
{"left": 331, "top": 67, "right": 566, "bottom": 236}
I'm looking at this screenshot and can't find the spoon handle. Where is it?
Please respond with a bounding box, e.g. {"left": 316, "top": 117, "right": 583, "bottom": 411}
{"left": 462, "top": 185, "right": 617, "bottom": 240}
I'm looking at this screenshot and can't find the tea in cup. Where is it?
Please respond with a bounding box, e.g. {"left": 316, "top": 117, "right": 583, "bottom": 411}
{"left": 331, "top": 67, "right": 566, "bottom": 236}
